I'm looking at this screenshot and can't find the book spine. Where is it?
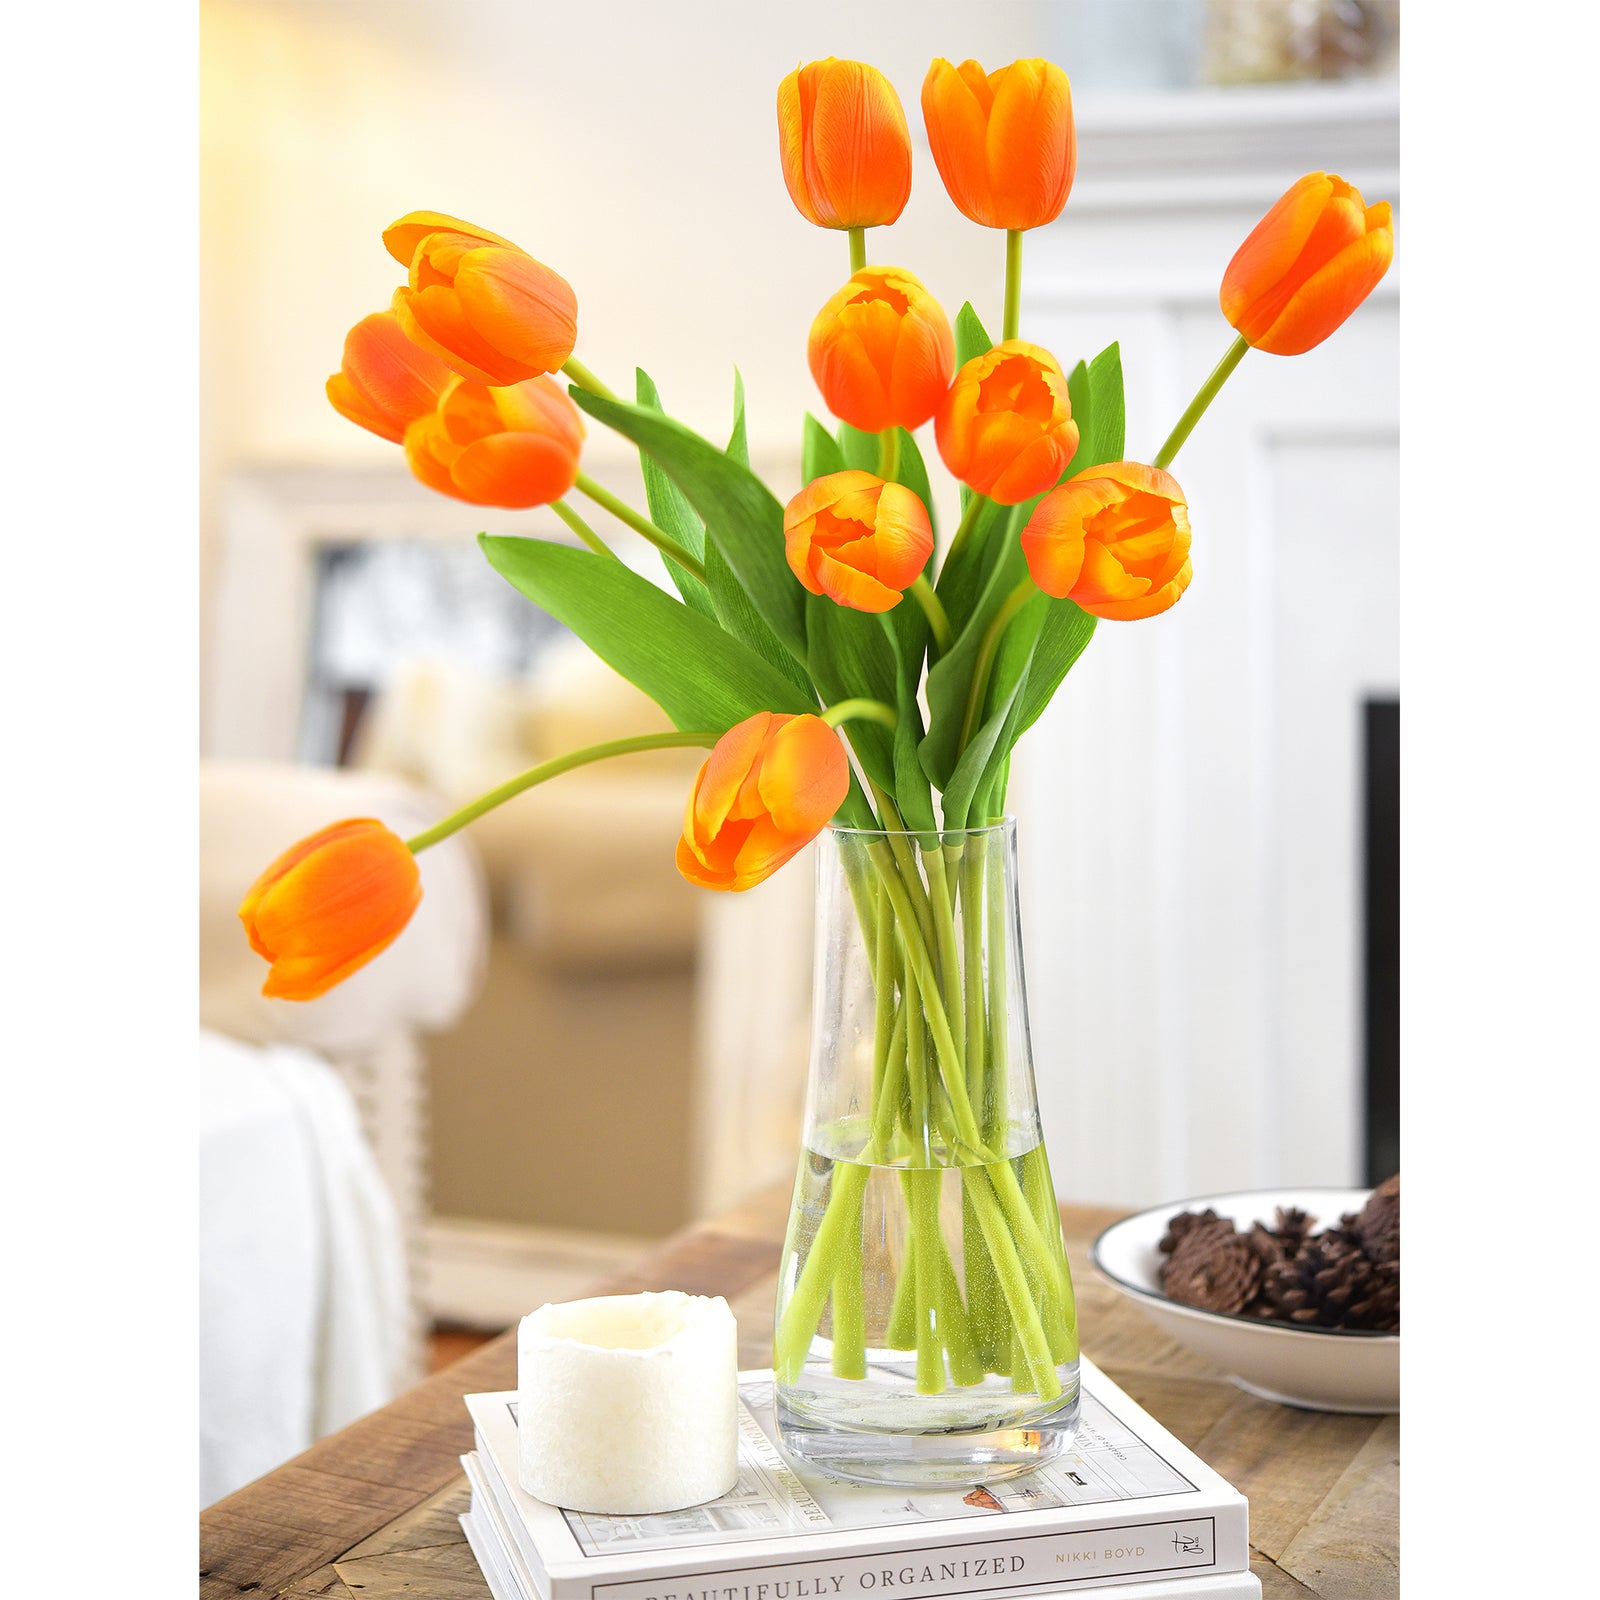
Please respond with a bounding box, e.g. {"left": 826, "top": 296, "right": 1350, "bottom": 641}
{"left": 551, "top": 1505, "right": 1250, "bottom": 1600}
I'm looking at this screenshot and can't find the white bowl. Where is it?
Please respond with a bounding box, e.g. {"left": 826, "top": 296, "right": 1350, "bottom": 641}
{"left": 1091, "top": 1187, "right": 1398, "bottom": 1415}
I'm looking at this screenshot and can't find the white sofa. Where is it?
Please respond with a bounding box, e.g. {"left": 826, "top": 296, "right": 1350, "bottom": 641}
{"left": 199, "top": 762, "right": 487, "bottom": 1504}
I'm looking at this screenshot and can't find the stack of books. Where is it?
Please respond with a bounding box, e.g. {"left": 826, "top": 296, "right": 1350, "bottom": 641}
{"left": 459, "top": 1358, "right": 1260, "bottom": 1600}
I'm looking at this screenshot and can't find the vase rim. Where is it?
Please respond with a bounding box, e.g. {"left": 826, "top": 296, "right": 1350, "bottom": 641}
{"left": 825, "top": 815, "right": 1016, "bottom": 839}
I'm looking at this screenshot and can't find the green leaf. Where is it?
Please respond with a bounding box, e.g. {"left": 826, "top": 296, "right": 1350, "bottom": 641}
{"left": 837, "top": 421, "right": 878, "bottom": 471}
{"left": 921, "top": 503, "right": 1030, "bottom": 789}
{"left": 727, "top": 368, "right": 750, "bottom": 468}
{"left": 802, "top": 413, "right": 846, "bottom": 484}
{"left": 1062, "top": 341, "right": 1126, "bottom": 483}
{"left": 940, "top": 597, "right": 1046, "bottom": 829}
{"left": 1002, "top": 341, "right": 1123, "bottom": 741}
{"left": 1012, "top": 599, "right": 1096, "bottom": 742}
{"left": 806, "top": 594, "right": 897, "bottom": 794}
{"left": 696, "top": 370, "right": 813, "bottom": 695}
{"left": 634, "top": 368, "right": 715, "bottom": 619}
{"left": 953, "top": 302, "right": 995, "bottom": 520}
{"left": 884, "top": 613, "right": 938, "bottom": 841}
{"left": 934, "top": 493, "right": 1012, "bottom": 639}
{"left": 481, "top": 536, "right": 812, "bottom": 731}
{"left": 568, "top": 387, "right": 812, "bottom": 676}
{"left": 955, "top": 301, "right": 994, "bottom": 369}
{"left": 893, "top": 428, "right": 937, "bottom": 540}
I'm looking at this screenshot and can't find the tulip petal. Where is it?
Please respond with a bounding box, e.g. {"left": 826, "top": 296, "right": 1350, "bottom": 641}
{"left": 383, "top": 210, "right": 522, "bottom": 268}
{"left": 454, "top": 249, "right": 579, "bottom": 376}
{"left": 813, "top": 553, "right": 903, "bottom": 612}
{"left": 327, "top": 372, "right": 406, "bottom": 444}
{"left": 1084, "top": 558, "right": 1192, "bottom": 621}
{"left": 806, "top": 61, "right": 912, "bottom": 229}
{"left": 240, "top": 820, "right": 422, "bottom": 1000}
{"left": 1073, "top": 540, "right": 1151, "bottom": 605}
{"left": 394, "top": 285, "right": 534, "bottom": 386}
{"left": 923, "top": 59, "right": 996, "bottom": 227}
{"left": 448, "top": 430, "right": 580, "bottom": 508}
{"left": 757, "top": 716, "right": 849, "bottom": 834}
{"left": 1254, "top": 226, "right": 1395, "bottom": 356}
{"left": 1221, "top": 173, "right": 1335, "bottom": 331}
{"left": 692, "top": 713, "right": 775, "bottom": 842}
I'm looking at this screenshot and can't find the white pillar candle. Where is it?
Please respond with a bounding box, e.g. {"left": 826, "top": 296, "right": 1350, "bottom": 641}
{"left": 517, "top": 1290, "right": 739, "bottom": 1514}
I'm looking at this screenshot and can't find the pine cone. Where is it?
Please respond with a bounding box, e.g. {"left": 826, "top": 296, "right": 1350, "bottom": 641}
{"left": 1269, "top": 1206, "right": 1316, "bottom": 1255}
{"left": 1158, "top": 1207, "right": 1231, "bottom": 1256}
{"left": 1161, "top": 1218, "right": 1262, "bottom": 1315}
{"left": 1352, "top": 1174, "right": 1400, "bottom": 1265}
{"left": 1260, "top": 1225, "right": 1400, "bottom": 1332}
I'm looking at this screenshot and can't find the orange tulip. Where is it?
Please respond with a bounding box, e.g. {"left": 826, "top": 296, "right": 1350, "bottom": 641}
{"left": 1221, "top": 173, "right": 1394, "bottom": 356}
{"left": 383, "top": 210, "right": 577, "bottom": 386}
{"left": 935, "top": 340, "right": 1079, "bottom": 505}
{"left": 676, "top": 713, "right": 850, "bottom": 892}
{"left": 404, "top": 374, "right": 583, "bottom": 508}
{"left": 777, "top": 59, "right": 912, "bottom": 230}
{"left": 325, "top": 310, "right": 455, "bottom": 444}
{"left": 807, "top": 267, "right": 955, "bottom": 434}
{"left": 784, "top": 470, "right": 933, "bottom": 614}
{"left": 1020, "top": 462, "right": 1192, "bottom": 621}
{"left": 239, "top": 819, "right": 422, "bottom": 1001}
{"left": 921, "top": 58, "right": 1075, "bottom": 231}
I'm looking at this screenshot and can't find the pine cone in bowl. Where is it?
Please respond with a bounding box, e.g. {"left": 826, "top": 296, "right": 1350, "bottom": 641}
{"left": 1160, "top": 1217, "right": 1263, "bottom": 1315}
{"left": 1158, "top": 1179, "right": 1399, "bottom": 1331}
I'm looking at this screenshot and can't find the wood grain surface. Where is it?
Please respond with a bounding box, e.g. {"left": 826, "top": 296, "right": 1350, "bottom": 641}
{"left": 199, "top": 1187, "right": 1398, "bottom": 1599}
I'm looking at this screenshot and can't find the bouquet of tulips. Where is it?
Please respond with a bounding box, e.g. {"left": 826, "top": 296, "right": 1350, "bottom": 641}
{"left": 240, "top": 56, "right": 1391, "bottom": 1401}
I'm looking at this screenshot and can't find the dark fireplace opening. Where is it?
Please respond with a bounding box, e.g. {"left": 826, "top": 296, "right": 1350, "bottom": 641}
{"left": 1363, "top": 697, "right": 1400, "bottom": 1185}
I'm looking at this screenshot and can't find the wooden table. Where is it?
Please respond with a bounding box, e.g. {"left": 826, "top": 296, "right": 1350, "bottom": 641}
{"left": 199, "top": 1187, "right": 1397, "bottom": 1599}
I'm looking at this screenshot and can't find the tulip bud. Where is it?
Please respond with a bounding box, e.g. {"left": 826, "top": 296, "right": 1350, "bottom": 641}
{"left": 1021, "top": 462, "right": 1192, "bottom": 621}
{"left": 384, "top": 210, "right": 578, "bottom": 386}
{"left": 778, "top": 59, "right": 912, "bottom": 230}
{"left": 921, "top": 58, "right": 1075, "bottom": 231}
{"left": 784, "top": 471, "right": 933, "bottom": 614}
{"left": 404, "top": 375, "right": 583, "bottom": 509}
{"left": 807, "top": 267, "right": 954, "bottom": 435}
{"left": 676, "top": 713, "right": 850, "bottom": 892}
{"left": 326, "top": 310, "right": 455, "bottom": 443}
{"left": 935, "top": 340, "right": 1079, "bottom": 505}
{"left": 239, "top": 819, "right": 422, "bottom": 1001}
{"left": 1221, "top": 173, "right": 1394, "bottom": 356}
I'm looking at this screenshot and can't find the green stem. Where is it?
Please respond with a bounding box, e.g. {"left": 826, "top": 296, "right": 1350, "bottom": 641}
{"left": 848, "top": 225, "right": 867, "bottom": 274}
{"left": 1003, "top": 229, "right": 1023, "bottom": 343}
{"left": 774, "top": 1161, "right": 869, "bottom": 1382}
{"left": 877, "top": 427, "right": 901, "bottom": 483}
{"left": 821, "top": 698, "right": 897, "bottom": 732}
{"left": 957, "top": 578, "right": 1037, "bottom": 755}
{"left": 550, "top": 498, "right": 618, "bottom": 560}
{"left": 959, "top": 846, "right": 988, "bottom": 1111}
{"left": 831, "top": 1209, "right": 866, "bottom": 1379}
{"left": 405, "top": 730, "right": 716, "bottom": 853}
{"left": 907, "top": 574, "right": 951, "bottom": 654}
{"left": 905, "top": 1170, "right": 944, "bottom": 1393}
{"left": 963, "top": 1166, "right": 1060, "bottom": 1400}
{"left": 943, "top": 492, "right": 987, "bottom": 568}
{"left": 1153, "top": 334, "right": 1249, "bottom": 469}
{"left": 923, "top": 848, "right": 966, "bottom": 1085}
{"left": 561, "top": 356, "right": 619, "bottom": 403}
{"left": 574, "top": 471, "right": 707, "bottom": 582}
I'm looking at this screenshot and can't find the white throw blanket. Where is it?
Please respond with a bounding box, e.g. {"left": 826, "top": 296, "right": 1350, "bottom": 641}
{"left": 199, "top": 1029, "right": 408, "bottom": 1506}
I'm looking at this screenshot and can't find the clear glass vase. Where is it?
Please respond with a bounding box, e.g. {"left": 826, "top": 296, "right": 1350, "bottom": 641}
{"left": 773, "top": 820, "right": 1079, "bottom": 1485}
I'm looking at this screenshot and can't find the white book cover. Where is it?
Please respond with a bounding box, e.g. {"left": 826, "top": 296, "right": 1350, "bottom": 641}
{"left": 461, "top": 1456, "right": 1260, "bottom": 1600}
{"left": 462, "top": 1360, "right": 1249, "bottom": 1600}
